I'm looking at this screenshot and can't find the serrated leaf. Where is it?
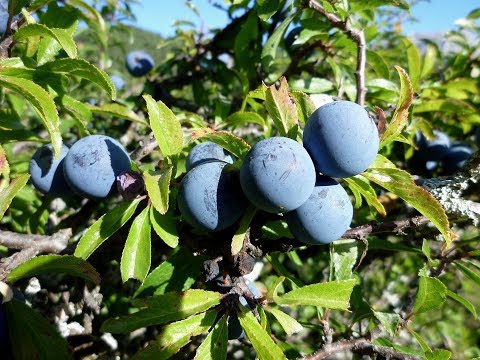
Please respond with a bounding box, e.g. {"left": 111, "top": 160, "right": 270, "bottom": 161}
{"left": 277, "top": 279, "right": 356, "bottom": 310}
{"left": 265, "top": 77, "right": 298, "bottom": 138}
{"left": 454, "top": 261, "right": 480, "bottom": 286}
{"left": 150, "top": 207, "right": 179, "bottom": 248}
{"left": 7, "top": 255, "right": 99, "bottom": 284}
{"left": 446, "top": 289, "right": 477, "bottom": 318}
{"left": 144, "top": 95, "right": 183, "bottom": 157}
{"left": 134, "top": 247, "right": 203, "bottom": 298}
{"left": 194, "top": 316, "right": 227, "bottom": 360}
{"left": 88, "top": 103, "right": 146, "bottom": 124}
{"left": 261, "top": 13, "right": 295, "bottom": 74}
{"left": 132, "top": 311, "right": 217, "bottom": 360}
{"left": 373, "top": 311, "right": 401, "bottom": 337}
{"left": 412, "top": 275, "right": 447, "bottom": 315}
{"left": 332, "top": 240, "right": 359, "bottom": 280}
{"left": 232, "top": 204, "right": 256, "bottom": 256}
{"left": 68, "top": 0, "right": 107, "bottom": 49}
{"left": 0, "top": 174, "right": 29, "bottom": 221}
{"left": 6, "top": 299, "right": 71, "bottom": 360}
{"left": 265, "top": 306, "right": 303, "bottom": 335}
{"left": 13, "top": 23, "right": 77, "bottom": 58}
{"left": 363, "top": 171, "right": 451, "bottom": 246}
{"left": 144, "top": 166, "right": 172, "bottom": 215}
{"left": 102, "top": 289, "right": 221, "bottom": 333}
{"left": 191, "top": 128, "right": 251, "bottom": 158}
{"left": 0, "top": 74, "right": 61, "bottom": 158}
{"left": 74, "top": 199, "right": 141, "bottom": 259}
{"left": 238, "top": 308, "right": 287, "bottom": 360}
{"left": 121, "top": 206, "right": 152, "bottom": 283}
{"left": 39, "top": 59, "right": 116, "bottom": 100}
{"left": 380, "top": 66, "right": 414, "bottom": 148}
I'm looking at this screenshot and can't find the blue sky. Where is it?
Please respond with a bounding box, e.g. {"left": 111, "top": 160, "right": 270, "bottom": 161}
{"left": 124, "top": 0, "right": 478, "bottom": 37}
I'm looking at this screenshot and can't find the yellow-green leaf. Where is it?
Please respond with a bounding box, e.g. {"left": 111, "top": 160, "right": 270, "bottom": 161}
{"left": 0, "top": 174, "right": 29, "bottom": 221}
{"left": 144, "top": 166, "right": 172, "bottom": 215}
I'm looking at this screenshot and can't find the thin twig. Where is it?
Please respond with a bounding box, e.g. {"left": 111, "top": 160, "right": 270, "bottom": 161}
{"left": 307, "top": 0, "right": 367, "bottom": 105}
{"left": 0, "top": 228, "right": 72, "bottom": 281}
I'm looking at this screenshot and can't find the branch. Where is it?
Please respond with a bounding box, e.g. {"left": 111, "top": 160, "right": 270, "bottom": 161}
{"left": 130, "top": 132, "right": 158, "bottom": 162}
{"left": 0, "top": 228, "right": 72, "bottom": 281}
{"left": 302, "top": 337, "right": 419, "bottom": 360}
{"left": 307, "top": 0, "right": 367, "bottom": 106}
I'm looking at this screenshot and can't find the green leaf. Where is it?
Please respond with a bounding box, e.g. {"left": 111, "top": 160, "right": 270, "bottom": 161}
{"left": 331, "top": 240, "right": 359, "bottom": 280}
{"left": 265, "top": 306, "right": 303, "bottom": 335}
{"left": 289, "top": 78, "right": 334, "bottom": 93}
{"left": 88, "top": 103, "right": 146, "bottom": 124}
{"left": 454, "top": 261, "right": 480, "bottom": 286}
{"left": 132, "top": 311, "right": 217, "bottom": 360}
{"left": 121, "top": 206, "right": 152, "bottom": 283}
{"left": 373, "top": 311, "right": 401, "bottom": 337}
{"left": 150, "top": 207, "right": 179, "bottom": 248}
{"left": 232, "top": 204, "right": 256, "bottom": 256}
{"left": 425, "top": 350, "right": 452, "bottom": 360}
{"left": 380, "top": 66, "right": 414, "bottom": 148}
{"left": 265, "top": 77, "right": 298, "bottom": 138}
{"left": 344, "top": 176, "right": 386, "bottom": 216}
{"left": 400, "top": 37, "right": 421, "bottom": 91}
{"left": 446, "top": 289, "right": 477, "bottom": 318}
{"left": 13, "top": 23, "right": 78, "bottom": 59}
{"left": 290, "top": 91, "right": 316, "bottom": 124}
{"left": 194, "top": 316, "right": 228, "bottom": 360}
{"left": 7, "top": 254, "right": 99, "bottom": 284}
{"left": 191, "top": 128, "right": 251, "bottom": 159}
{"left": 144, "top": 95, "right": 184, "bottom": 157}
{"left": 0, "top": 74, "right": 61, "bottom": 158}
{"left": 74, "top": 199, "right": 142, "bottom": 259}
{"left": 256, "top": 0, "right": 281, "bottom": 22}
{"left": 102, "top": 289, "right": 222, "bottom": 333}
{"left": 6, "top": 299, "right": 71, "bottom": 360}
{"left": 421, "top": 42, "right": 438, "bottom": 79}
{"left": 134, "top": 247, "right": 203, "bottom": 298}
{"left": 261, "top": 14, "right": 295, "bottom": 74}
{"left": 412, "top": 275, "right": 447, "bottom": 315}
{"left": 277, "top": 279, "right": 356, "bottom": 310}
{"left": 350, "top": 0, "right": 409, "bottom": 11}
{"left": 144, "top": 166, "right": 172, "bottom": 215}
{"left": 59, "top": 95, "right": 92, "bottom": 133}
{"left": 238, "top": 308, "right": 287, "bottom": 360}
{"left": 0, "top": 174, "right": 29, "bottom": 221}
{"left": 68, "top": 0, "right": 107, "bottom": 49}
{"left": 366, "top": 50, "right": 390, "bottom": 79}
{"left": 39, "top": 59, "right": 116, "bottom": 100}
{"left": 226, "top": 112, "right": 265, "bottom": 128}
{"left": 363, "top": 171, "right": 452, "bottom": 247}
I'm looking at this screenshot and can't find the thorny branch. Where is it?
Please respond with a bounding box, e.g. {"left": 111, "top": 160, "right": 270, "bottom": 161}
{"left": 307, "top": 0, "right": 367, "bottom": 106}
{"left": 0, "top": 228, "right": 72, "bottom": 281}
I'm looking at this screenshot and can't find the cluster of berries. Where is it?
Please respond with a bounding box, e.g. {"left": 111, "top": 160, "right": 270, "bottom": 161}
{"left": 178, "top": 101, "right": 380, "bottom": 245}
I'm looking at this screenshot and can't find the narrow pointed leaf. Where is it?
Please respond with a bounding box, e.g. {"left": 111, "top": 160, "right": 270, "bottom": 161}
{"left": 150, "top": 207, "right": 179, "bottom": 248}
{"left": 265, "top": 77, "right": 298, "bottom": 138}
{"left": 0, "top": 174, "right": 29, "bottom": 220}
{"left": 121, "top": 206, "right": 152, "bottom": 283}
{"left": 238, "top": 308, "right": 287, "bottom": 360}
{"left": 102, "top": 289, "right": 221, "bottom": 333}
{"left": 74, "top": 199, "right": 141, "bottom": 259}
{"left": 194, "top": 316, "right": 228, "bottom": 360}
{"left": 13, "top": 23, "right": 77, "bottom": 58}
{"left": 0, "top": 74, "right": 61, "bottom": 158}
{"left": 265, "top": 306, "right": 303, "bottom": 335}
{"left": 277, "top": 279, "right": 356, "bottom": 310}
{"left": 232, "top": 204, "right": 256, "bottom": 255}
{"left": 7, "top": 255, "right": 99, "bottom": 284}
{"left": 454, "top": 261, "right": 480, "bottom": 286}
{"left": 144, "top": 95, "right": 183, "bottom": 157}
{"left": 144, "top": 166, "right": 172, "bottom": 215}
{"left": 446, "top": 289, "right": 477, "bottom": 318}
{"left": 132, "top": 311, "right": 217, "bottom": 360}
{"left": 412, "top": 275, "right": 447, "bottom": 315}
{"left": 261, "top": 14, "right": 295, "bottom": 73}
